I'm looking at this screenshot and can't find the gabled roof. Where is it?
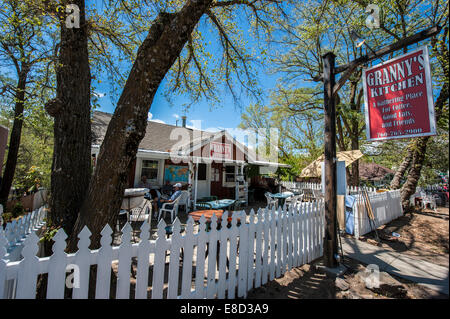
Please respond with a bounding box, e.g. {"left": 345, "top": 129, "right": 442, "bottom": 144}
{"left": 91, "top": 111, "right": 289, "bottom": 167}
{"left": 92, "top": 111, "right": 214, "bottom": 153}
{"left": 359, "top": 162, "right": 395, "bottom": 181}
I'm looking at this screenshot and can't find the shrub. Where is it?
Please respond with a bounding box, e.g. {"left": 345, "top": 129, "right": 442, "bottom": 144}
{"left": 1, "top": 212, "right": 13, "bottom": 225}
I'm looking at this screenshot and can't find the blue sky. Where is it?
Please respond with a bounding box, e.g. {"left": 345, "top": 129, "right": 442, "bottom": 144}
{"left": 95, "top": 69, "right": 279, "bottom": 131}
{"left": 92, "top": 2, "right": 287, "bottom": 135}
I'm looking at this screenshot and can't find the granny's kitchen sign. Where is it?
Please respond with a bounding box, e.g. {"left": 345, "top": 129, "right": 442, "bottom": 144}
{"left": 363, "top": 46, "right": 436, "bottom": 141}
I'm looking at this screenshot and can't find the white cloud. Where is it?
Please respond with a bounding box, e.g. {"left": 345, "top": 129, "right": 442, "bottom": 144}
{"left": 147, "top": 112, "right": 165, "bottom": 124}
{"left": 93, "top": 91, "right": 106, "bottom": 98}
{"left": 173, "top": 113, "right": 180, "bottom": 119}
{"left": 150, "top": 119, "right": 166, "bottom": 124}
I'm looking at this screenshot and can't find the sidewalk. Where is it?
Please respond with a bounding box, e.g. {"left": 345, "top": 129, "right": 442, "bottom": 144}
{"left": 342, "top": 237, "right": 449, "bottom": 295}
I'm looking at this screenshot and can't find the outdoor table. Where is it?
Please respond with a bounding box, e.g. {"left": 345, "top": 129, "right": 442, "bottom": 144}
{"left": 270, "top": 192, "right": 294, "bottom": 207}
{"left": 196, "top": 199, "right": 236, "bottom": 210}
{"left": 189, "top": 209, "right": 225, "bottom": 223}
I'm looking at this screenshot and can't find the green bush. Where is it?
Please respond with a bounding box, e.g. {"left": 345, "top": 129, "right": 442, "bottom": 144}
{"left": 1, "top": 212, "right": 13, "bottom": 224}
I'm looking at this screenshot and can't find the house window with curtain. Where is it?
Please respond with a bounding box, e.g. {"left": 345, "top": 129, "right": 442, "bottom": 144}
{"left": 141, "top": 160, "right": 159, "bottom": 181}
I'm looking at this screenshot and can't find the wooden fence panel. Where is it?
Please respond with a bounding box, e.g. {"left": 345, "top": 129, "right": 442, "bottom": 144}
{"left": 135, "top": 222, "right": 151, "bottom": 299}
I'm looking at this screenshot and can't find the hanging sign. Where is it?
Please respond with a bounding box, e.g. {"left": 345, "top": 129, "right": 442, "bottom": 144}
{"left": 363, "top": 46, "right": 436, "bottom": 141}
{"left": 210, "top": 142, "right": 232, "bottom": 160}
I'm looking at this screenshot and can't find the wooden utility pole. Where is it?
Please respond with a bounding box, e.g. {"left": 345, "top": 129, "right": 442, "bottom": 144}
{"left": 320, "top": 25, "right": 441, "bottom": 268}
{"left": 323, "top": 52, "right": 338, "bottom": 268}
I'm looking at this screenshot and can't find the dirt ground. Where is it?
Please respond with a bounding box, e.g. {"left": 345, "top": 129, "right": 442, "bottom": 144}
{"left": 357, "top": 206, "right": 449, "bottom": 267}
{"left": 246, "top": 256, "right": 447, "bottom": 299}
{"left": 247, "top": 206, "right": 449, "bottom": 299}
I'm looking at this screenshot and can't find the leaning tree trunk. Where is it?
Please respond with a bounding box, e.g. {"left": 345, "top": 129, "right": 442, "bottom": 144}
{"left": 46, "top": 0, "right": 91, "bottom": 236}
{"left": 400, "top": 81, "right": 448, "bottom": 210}
{"left": 350, "top": 86, "right": 363, "bottom": 187}
{"left": 390, "top": 143, "right": 414, "bottom": 189}
{"left": 0, "top": 70, "right": 28, "bottom": 208}
{"left": 68, "top": 0, "right": 214, "bottom": 251}
{"left": 400, "top": 137, "right": 429, "bottom": 210}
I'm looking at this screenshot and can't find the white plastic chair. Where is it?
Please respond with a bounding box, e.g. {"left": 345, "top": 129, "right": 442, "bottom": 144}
{"left": 422, "top": 195, "right": 437, "bottom": 211}
{"left": 265, "top": 192, "right": 278, "bottom": 210}
{"left": 158, "top": 195, "right": 182, "bottom": 223}
{"left": 128, "top": 203, "right": 151, "bottom": 223}
{"left": 312, "top": 189, "right": 324, "bottom": 201}
{"left": 286, "top": 194, "right": 303, "bottom": 209}
{"left": 177, "top": 191, "right": 190, "bottom": 213}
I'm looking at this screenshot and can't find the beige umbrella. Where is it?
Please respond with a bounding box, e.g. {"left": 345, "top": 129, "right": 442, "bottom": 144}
{"left": 300, "top": 150, "right": 364, "bottom": 178}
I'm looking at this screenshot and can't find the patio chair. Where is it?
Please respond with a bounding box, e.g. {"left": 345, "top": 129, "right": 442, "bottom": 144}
{"left": 422, "top": 195, "right": 437, "bottom": 211}
{"left": 197, "top": 196, "right": 218, "bottom": 202}
{"left": 302, "top": 188, "right": 314, "bottom": 201}
{"left": 195, "top": 202, "right": 213, "bottom": 210}
{"left": 312, "top": 189, "right": 324, "bottom": 201}
{"left": 231, "top": 200, "right": 246, "bottom": 211}
{"left": 128, "top": 204, "right": 151, "bottom": 223}
{"left": 265, "top": 192, "right": 278, "bottom": 210}
{"left": 285, "top": 194, "right": 302, "bottom": 210}
{"left": 177, "top": 191, "right": 190, "bottom": 213}
{"left": 158, "top": 195, "right": 182, "bottom": 223}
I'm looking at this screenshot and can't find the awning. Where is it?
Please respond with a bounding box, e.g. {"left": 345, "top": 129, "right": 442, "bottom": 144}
{"left": 300, "top": 150, "right": 364, "bottom": 178}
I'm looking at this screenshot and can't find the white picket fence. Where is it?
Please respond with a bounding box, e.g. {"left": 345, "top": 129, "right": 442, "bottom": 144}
{"left": 0, "top": 202, "right": 324, "bottom": 299}
{"left": 351, "top": 190, "right": 403, "bottom": 238}
{"left": 280, "top": 181, "right": 376, "bottom": 194}
{"left": 0, "top": 206, "right": 47, "bottom": 262}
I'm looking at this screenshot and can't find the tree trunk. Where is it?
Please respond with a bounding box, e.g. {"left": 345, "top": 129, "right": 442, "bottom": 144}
{"left": 390, "top": 143, "right": 413, "bottom": 189}
{"left": 0, "top": 71, "right": 28, "bottom": 207}
{"left": 68, "top": 0, "right": 213, "bottom": 251}
{"left": 349, "top": 87, "right": 361, "bottom": 187}
{"left": 400, "top": 137, "right": 429, "bottom": 210}
{"left": 400, "top": 81, "right": 448, "bottom": 210}
{"left": 48, "top": 0, "right": 91, "bottom": 236}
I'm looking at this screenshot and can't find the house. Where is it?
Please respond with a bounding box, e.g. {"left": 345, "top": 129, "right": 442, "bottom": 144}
{"left": 359, "top": 162, "right": 395, "bottom": 187}
{"left": 91, "top": 111, "right": 288, "bottom": 205}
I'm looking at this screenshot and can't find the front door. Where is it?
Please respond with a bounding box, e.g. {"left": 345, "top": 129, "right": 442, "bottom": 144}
{"left": 195, "top": 163, "right": 210, "bottom": 199}
{"left": 210, "top": 162, "right": 222, "bottom": 198}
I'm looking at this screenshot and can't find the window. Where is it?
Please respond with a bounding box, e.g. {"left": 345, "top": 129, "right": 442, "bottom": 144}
{"left": 211, "top": 167, "right": 220, "bottom": 182}
{"left": 225, "top": 165, "right": 235, "bottom": 182}
{"left": 141, "top": 160, "right": 159, "bottom": 181}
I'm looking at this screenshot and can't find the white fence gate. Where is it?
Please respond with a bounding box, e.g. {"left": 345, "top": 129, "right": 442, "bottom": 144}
{"left": 1, "top": 202, "right": 324, "bottom": 299}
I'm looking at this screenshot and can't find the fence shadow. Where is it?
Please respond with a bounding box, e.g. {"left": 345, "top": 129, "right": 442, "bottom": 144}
{"left": 247, "top": 262, "right": 337, "bottom": 299}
